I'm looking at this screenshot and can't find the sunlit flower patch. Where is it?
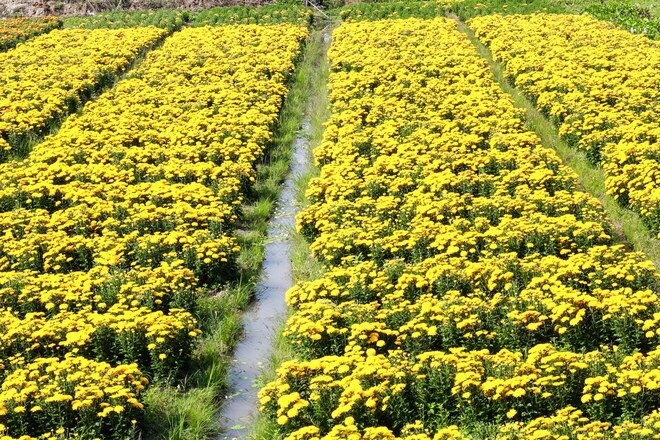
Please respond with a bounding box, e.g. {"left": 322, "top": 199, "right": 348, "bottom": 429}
{"left": 0, "top": 23, "right": 307, "bottom": 438}
{"left": 0, "top": 16, "right": 60, "bottom": 51}
{"left": 0, "top": 27, "right": 167, "bottom": 161}
{"left": 259, "top": 17, "right": 660, "bottom": 439}
{"left": 470, "top": 14, "right": 660, "bottom": 237}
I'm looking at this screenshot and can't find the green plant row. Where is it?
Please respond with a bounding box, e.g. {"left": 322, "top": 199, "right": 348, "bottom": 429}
{"left": 190, "top": 4, "right": 312, "bottom": 26}
{"left": 62, "top": 4, "right": 312, "bottom": 29}
{"left": 63, "top": 9, "right": 188, "bottom": 30}
{"left": 337, "top": 1, "right": 451, "bottom": 21}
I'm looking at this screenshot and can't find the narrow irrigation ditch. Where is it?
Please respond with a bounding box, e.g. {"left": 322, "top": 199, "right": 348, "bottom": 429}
{"left": 216, "top": 23, "right": 333, "bottom": 440}
{"left": 217, "top": 120, "right": 310, "bottom": 439}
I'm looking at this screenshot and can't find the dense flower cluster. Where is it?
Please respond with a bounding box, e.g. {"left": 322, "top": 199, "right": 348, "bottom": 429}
{"left": 0, "top": 27, "right": 166, "bottom": 161}
{"left": 259, "top": 18, "right": 660, "bottom": 438}
{"left": 0, "top": 23, "right": 307, "bottom": 438}
{"left": 0, "top": 16, "right": 61, "bottom": 51}
{"left": 0, "top": 357, "right": 147, "bottom": 439}
{"left": 469, "top": 14, "right": 660, "bottom": 236}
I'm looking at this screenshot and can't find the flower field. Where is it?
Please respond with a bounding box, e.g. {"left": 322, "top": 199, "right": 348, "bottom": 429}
{"left": 469, "top": 14, "right": 660, "bottom": 237}
{"left": 0, "top": 27, "right": 166, "bottom": 162}
{"left": 0, "top": 16, "right": 61, "bottom": 51}
{"left": 3, "top": 2, "right": 660, "bottom": 439}
{"left": 0, "top": 23, "right": 307, "bottom": 439}
{"left": 259, "top": 17, "right": 660, "bottom": 439}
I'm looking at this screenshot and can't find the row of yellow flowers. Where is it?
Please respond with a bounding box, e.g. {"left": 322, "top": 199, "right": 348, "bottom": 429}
{"left": 0, "top": 27, "right": 167, "bottom": 162}
{"left": 0, "top": 17, "right": 61, "bottom": 51}
{"left": 259, "top": 18, "right": 660, "bottom": 439}
{"left": 0, "top": 23, "right": 307, "bottom": 439}
{"left": 469, "top": 14, "right": 660, "bottom": 237}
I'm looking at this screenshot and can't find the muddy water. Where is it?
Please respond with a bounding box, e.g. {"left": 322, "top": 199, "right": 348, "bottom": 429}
{"left": 217, "top": 119, "right": 312, "bottom": 440}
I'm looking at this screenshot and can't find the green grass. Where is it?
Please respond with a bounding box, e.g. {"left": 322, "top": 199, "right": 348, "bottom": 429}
{"left": 247, "top": 17, "right": 334, "bottom": 440}
{"left": 139, "top": 16, "right": 322, "bottom": 440}
{"left": 457, "top": 19, "right": 660, "bottom": 268}
{"left": 143, "top": 386, "right": 221, "bottom": 440}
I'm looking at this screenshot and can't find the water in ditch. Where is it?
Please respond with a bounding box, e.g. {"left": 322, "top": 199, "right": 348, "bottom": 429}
{"left": 216, "top": 118, "right": 312, "bottom": 439}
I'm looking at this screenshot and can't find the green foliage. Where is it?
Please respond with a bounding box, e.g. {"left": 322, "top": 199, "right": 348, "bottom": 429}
{"left": 323, "top": 0, "right": 343, "bottom": 9}
{"left": 190, "top": 4, "right": 312, "bottom": 26}
{"left": 586, "top": 1, "right": 659, "bottom": 39}
{"left": 450, "top": 0, "right": 572, "bottom": 19}
{"left": 142, "top": 386, "right": 222, "bottom": 440}
{"left": 338, "top": 1, "right": 449, "bottom": 21}
{"left": 63, "top": 9, "right": 188, "bottom": 30}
